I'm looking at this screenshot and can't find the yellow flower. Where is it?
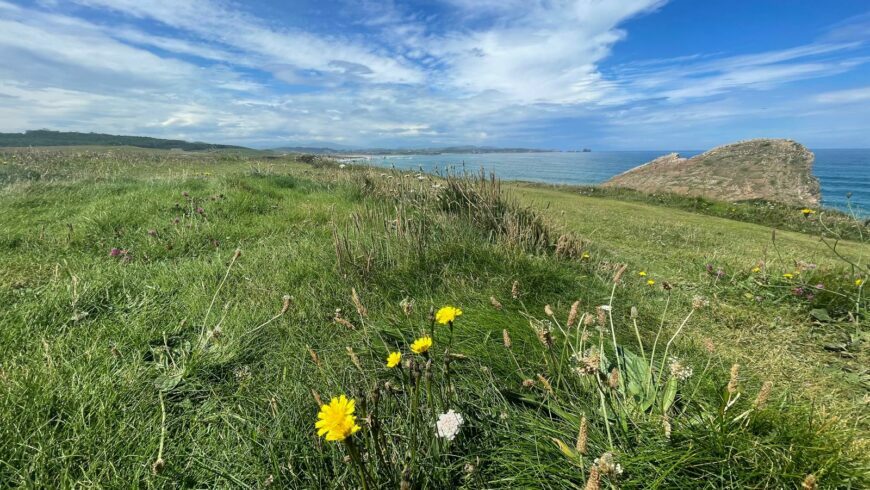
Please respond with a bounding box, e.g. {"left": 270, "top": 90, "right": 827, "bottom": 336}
{"left": 783, "top": 273, "right": 793, "bottom": 279}
{"left": 386, "top": 351, "right": 401, "bottom": 368}
{"left": 646, "top": 279, "right": 655, "bottom": 286}
{"left": 856, "top": 278, "right": 864, "bottom": 287}
{"left": 638, "top": 271, "right": 647, "bottom": 277}
{"left": 581, "top": 252, "right": 590, "bottom": 260}
{"left": 315, "top": 395, "right": 360, "bottom": 442}
{"left": 411, "top": 336, "right": 433, "bottom": 354}
{"left": 751, "top": 267, "right": 761, "bottom": 273}
{"left": 801, "top": 208, "right": 815, "bottom": 216}
{"left": 435, "top": 306, "right": 462, "bottom": 325}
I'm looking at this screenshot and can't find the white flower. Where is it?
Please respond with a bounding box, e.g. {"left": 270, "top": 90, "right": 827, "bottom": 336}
{"left": 669, "top": 356, "right": 693, "bottom": 381}
{"left": 338, "top": 164, "right": 347, "bottom": 169}
{"left": 435, "top": 409, "right": 464, "bottom": 441}
{"left": 594, "top": 452, "right": 623, "bottom": 477}
{"left": 599, "top": 305, "right": 611, "bottom": 311}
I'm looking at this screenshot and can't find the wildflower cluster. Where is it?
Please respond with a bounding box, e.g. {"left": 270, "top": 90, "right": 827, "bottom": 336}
{"left": 314, "top": 304, "right": 467, "bottom": 488}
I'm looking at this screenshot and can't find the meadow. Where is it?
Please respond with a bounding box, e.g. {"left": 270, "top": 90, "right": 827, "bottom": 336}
{"left": 0, "top": 148, "right": 867, "bottom": 488}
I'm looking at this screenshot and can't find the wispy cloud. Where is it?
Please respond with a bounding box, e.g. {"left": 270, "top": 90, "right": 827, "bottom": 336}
{"left": 0, "top": 0, "right": 867, "bottom": 148}
{"left": 815, "top": 86, "right": 870, "bottom": 104}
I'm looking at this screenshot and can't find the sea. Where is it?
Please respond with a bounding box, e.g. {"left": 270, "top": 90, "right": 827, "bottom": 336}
{"left": 358, "top": 149, "right": 869, "bottom": 216}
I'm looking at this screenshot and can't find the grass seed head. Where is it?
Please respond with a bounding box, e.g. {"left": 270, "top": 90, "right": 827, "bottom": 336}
{"left": 802, "top": 474, "right": 817, "bottom": 490}
{"left": 612, "top": 264, "right": 628, "bottom": 284}
{"left": 534, "top": 321, "right": 554, "bottom": 349}
{"left": 511, "top": 280, "right": 520, "bottom": 299}
{"left": 584, "top": 467, "right": 600, "bottom": 490}
{"left": 576, "top": 416, "right": 588, "bottom": 454}
{"left": 502, "top": 329, "right": 512, "bottom": 349}
{"left": 536, "top": 374, "right": 553, "bottom": 394}
{"left": 490, "top": 296, "right": 503, "bottom": 310}
{"left": 311, "top": 389, "right": 323, "bottom": 407}
{"left": 351, "top": 288, "right": 367, "bottom": 318}
{"left": 567, "top": 300, "right": 580, "bottom": 327}
{"left": 596, "top": 306, "right": 607, "bottom": 327}
{"left": 346, "top": 347, "right": 363, "bottom": 371}
{"left": 703, "top": 337, "right": 715, "bottom": 354}
{"left": 307, "top": 346, "right": 321, "bottom": 367}
{"left": 753, "top": 381, "right": 773, "bottom": 410}
{"left": 584, "top": 313, "right": 595, "bottom": 327}
{"left": 608, "top": 368, "right": 620, "bottom": 389}
{"left": 727, "top": 363, "right": 740, "bottom": 394}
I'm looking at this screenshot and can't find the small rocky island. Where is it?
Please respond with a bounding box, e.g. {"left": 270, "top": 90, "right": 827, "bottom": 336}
{"left": 603, "top": 139, "right": 821, "bottom": 206}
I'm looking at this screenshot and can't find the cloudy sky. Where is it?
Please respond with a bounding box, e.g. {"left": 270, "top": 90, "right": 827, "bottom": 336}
{"left": 1, "top": 0, "right": 869, "bottom": 149}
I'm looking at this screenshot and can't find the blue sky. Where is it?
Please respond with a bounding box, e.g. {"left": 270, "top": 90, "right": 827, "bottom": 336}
{"left": 1, "top": 0, "right": 868, "bottom": 149}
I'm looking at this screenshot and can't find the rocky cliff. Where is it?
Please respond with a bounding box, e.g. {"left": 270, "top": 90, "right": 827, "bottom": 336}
{"left": 602, "top": 139, "right": 820, "bottom": 206}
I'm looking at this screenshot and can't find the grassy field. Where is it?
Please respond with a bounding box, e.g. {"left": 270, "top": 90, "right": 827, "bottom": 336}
{"left": 0, "top": 148, "right": 867, "bottom": 488}
{"left": 512, "top": 184, "right": 869, "bottom": 418}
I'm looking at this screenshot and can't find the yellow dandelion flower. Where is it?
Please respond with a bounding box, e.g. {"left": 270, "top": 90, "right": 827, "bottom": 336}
{"left": 856, "top": 278, "right": 864, "bottom": 287}
{"left": 435, "top": 306, "right": 462, "bottom": 325}
{"left": 783, "top": 273, "right": 793, "bottom": 280}
{"left": 801, "top": 208, "right": 815, "bottom": 216}
{"left": 647, "top": 279, "right": 655, "bottom": 286}
{"left": 315, "top": 395, "right": 361, "bottom": 442}
{"left": 638, "top": 271, "right": 647, "bottom": 277}
{"left": 751, "top": 267, "right": 761, "bottom": 273}
{"left": 581, "top": 252, "right": 590, "bottom": 260}
{"left": 411, "top": 336, "right": 433, "bottom": 354}
{"left": 386, "top": 351, "right": 401, "bottom": 368}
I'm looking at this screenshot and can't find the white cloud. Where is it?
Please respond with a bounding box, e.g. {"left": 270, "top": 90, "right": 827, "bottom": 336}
{"left": 0, "top": 0, "right": 867, "bottom": 148}
{"left": 815, "top": 86, "right": 870, "bottom": 104}
{"left": 72, "top": 0, "right": 424, "bottom": 84}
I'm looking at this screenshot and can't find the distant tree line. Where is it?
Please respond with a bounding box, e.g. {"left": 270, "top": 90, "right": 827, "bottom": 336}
{"left": 0, "top": 130, "right": 248, "bottom": 151}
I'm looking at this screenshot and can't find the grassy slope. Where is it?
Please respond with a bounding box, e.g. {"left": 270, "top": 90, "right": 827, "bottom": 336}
{"left": 510, "top": 184, "right": 867, "bottom": 276}
{"left": 1, "top": 149, "right": 867, "bottom": 488}
{"left": 512, "top": 184, "right": 869, "bottom": 415}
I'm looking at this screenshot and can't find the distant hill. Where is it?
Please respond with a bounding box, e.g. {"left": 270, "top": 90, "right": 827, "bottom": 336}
{"left": 271, "top": 146, "right": 345, "bottom": 154}
{"left": 602, "top": 139, "right": 820, "bottom": 206}
{"left": 272, "top": 145, "right": 553, "bottom": 155}
{"left": 0, "top": 130, "right": 249, "bottom": 151}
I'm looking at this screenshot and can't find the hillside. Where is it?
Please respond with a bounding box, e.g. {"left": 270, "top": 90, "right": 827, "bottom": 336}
{"left": 0, "top": 130, "right": 248, "bottom": 151}
{"left": 603, "top": 139, "right": 821, "bottom": 206}
{"left": 0, "top": 147, "right": 866, "bottom": 488}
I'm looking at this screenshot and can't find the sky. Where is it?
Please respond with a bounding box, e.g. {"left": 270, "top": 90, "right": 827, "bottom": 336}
{"left": 1, "top": 0, "right": 869, "bottom": 150}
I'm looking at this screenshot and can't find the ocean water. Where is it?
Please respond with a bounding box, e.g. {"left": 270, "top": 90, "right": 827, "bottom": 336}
{"left": 361, "top": 149, "right": 869, "bottom": 216}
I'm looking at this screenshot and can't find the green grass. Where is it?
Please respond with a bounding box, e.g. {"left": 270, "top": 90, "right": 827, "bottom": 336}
{"left": 0, "top": 148, "right": 867, "bottom": 488}
{"left": 511, "top": 184, "right": 869, "bottom": 415}
{"left": 514, "top": 183, "right": 866, "bottom": 240}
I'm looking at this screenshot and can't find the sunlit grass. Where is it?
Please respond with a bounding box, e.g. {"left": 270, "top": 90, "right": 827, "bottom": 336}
{"left": 0, "top": 148, "right": 866, "bottom": 487}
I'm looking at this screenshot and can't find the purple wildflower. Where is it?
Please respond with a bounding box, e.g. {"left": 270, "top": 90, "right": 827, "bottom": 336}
{"left": 109, "top": 248, "right": 121, "bottom": 257}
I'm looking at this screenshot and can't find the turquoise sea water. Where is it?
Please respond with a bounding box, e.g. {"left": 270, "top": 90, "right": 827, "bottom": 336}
{"left": 362, "top": 149, "right": 869, "bottom": 216}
